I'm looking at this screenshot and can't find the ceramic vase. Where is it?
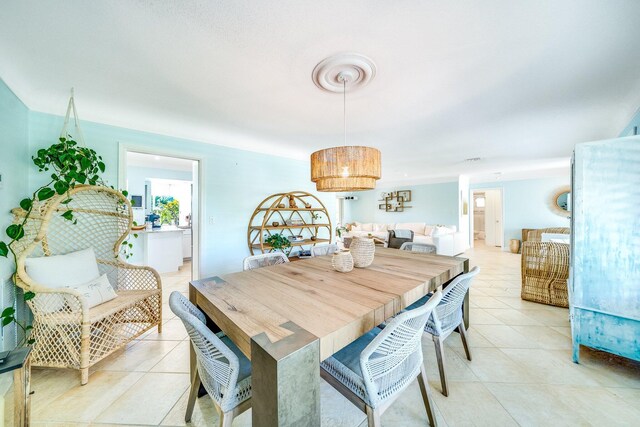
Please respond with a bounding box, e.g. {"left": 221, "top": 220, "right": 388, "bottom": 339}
{"left": 509, "top": 239, "right": 521, "bottom": 254}
{"left": 350, "top": 236, "right": 375, "bottom": 268}
{"left": 332, "top": 250, "right": 354, "bottom": 273}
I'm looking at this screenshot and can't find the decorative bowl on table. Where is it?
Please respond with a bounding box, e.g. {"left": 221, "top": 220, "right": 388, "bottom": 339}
{"left": 332, "top": 250, "right": 354, "bottom": 273}
{"left": 350, "top": 236, "right": 375, "bottom": 268}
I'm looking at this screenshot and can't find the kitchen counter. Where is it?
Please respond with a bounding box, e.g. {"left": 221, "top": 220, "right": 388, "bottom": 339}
{"left": 128, "top": 226, "right": 185, "bottom": 273}
{"left": 138, "top": 226, "right": 189, "bottom": 234}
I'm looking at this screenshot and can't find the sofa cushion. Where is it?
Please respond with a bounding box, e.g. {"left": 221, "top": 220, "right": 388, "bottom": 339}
{"left": 395, "top": 223, "right": 426, "bottom": 236}
{"left": 432, "top": 226, "right": 455, "bottom": 236}
{"left": 360, "top": 223, "right": 373, "bottom": 232}
{"left": 413, "top": 235, "right": 435, "bottom": 245}
{"left": 372, "top": 223, "right": 388, "bottom": 232}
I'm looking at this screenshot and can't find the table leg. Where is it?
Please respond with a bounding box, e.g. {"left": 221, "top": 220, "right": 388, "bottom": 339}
{"left": 251, "top": 321, "right": 320, "bottom": 427}
{"left": 462, "top": 258, "right": 470, "bottom": 329}
{"left": 13, "top": 355, "right": 31, "bottom": 427}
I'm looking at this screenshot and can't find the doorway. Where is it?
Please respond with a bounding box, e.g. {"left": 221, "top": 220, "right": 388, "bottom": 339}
{"left": 118, "top": 146, "right": 202, "bottom": 281}
{"left": 471, "top": 189, "right": 503, "bottom": 248}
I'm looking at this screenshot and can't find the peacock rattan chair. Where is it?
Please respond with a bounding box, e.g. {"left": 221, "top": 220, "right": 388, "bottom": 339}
{"left": 12, "top": 185, "right": 162, "bottom": 385}
{"left": 321, "top": 291, "right": 443, "bottom": 427}
{"left": 521, "top": 241, "right": 570, "bottom": 307}
{"left": 242, "top": 252, "right": 289, "bottom": 271}
{"left": 170, "top": 292, "right": 251, "bottom": 426}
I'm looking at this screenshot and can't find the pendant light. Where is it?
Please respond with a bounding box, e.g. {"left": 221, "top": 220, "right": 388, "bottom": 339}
{"left": 310, "top": 54, "right": 381, "bottom": 192}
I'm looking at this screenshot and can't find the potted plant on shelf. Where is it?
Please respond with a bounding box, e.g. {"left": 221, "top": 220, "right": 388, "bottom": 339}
{"left": 311, "top": 212, "right": 323, "bottom": 224}
{"left": 264, "top": 233, "right": 292, "bottom": 252}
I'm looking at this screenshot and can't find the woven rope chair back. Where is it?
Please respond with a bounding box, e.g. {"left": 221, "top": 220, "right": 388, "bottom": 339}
{"left": 169, "top": 292, "right": 242, "bottom": 410}
{"left": 243, "top": 252, "right": 289, "bottom": 270}
{"left": 428, "top": 267, "right": 480, "bottom": 337}
{"left": 311, "top": 243, "right": 338, "bottom": 257}
{"left": 399, "top": 242, "right": 437, "bottom": 254}
{"left": 13, "top": 185, "right": 132, "bottom": 288}
{"left": 360, "top": 290, "right": 442, "bottom": 407}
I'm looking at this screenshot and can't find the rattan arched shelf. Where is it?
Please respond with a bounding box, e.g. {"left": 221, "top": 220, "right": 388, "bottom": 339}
{"left": 247, "top": 191, "right": 332, "bottom": 256}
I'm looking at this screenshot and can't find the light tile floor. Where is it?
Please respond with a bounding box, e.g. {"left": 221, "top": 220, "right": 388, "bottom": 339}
{"left": 4, "top": 246, "right": 640, "bottom": 426}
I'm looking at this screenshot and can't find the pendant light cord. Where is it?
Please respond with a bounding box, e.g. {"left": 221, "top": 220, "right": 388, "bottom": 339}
{"left": 343, "top": 78, "right": 347, "bottom": 146}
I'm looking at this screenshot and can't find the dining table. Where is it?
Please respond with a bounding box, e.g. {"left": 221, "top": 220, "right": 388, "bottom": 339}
{"left": 189, "top": 247, "right": 469, "bottom": 427}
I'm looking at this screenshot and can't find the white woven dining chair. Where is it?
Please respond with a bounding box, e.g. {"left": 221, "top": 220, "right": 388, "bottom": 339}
{"left": 399, "top": 242, "right": 437, "bottom": 254}
{"left": 169, "top": 292, "right": 252, "bottom": 426}
{"left": 321, "top": 291, "right": 443, "bottom": 427}
{"left": 242, "top": 252, "right": 289, "bottom": 271}
{"left": 404, "top": 266, "right": 480, "bottom": 396}
{"left": 311, "top": 243, "right": 339, "bottom": 257}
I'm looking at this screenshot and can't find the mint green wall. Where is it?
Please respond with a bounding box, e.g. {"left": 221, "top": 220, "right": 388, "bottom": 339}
{"left": 0, "top": 81, "right": 29, "bottom": 280}
{"left": 27, "top": 111, "right": 335, "bottom": 276}
{"left": 471, "top": 176, "right": 570, "bottom": 247}
{"left": 344, "top": 182, "right": 459, "bottom": 226}
{"left": 0, "top": 79, "right": 29, "bottom": 349}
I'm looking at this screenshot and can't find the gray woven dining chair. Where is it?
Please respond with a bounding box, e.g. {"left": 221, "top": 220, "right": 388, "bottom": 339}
{"left": 399, "top": 242, "right": 437, "bottom": 254}
{"left": 321, "top": 291, "right": 443, "bottom": 427}
{"left": 169, "top": 292, "right": 252, "bottom": 426}
{"left": 242, "top": 252, "right": 289, "bottom": 271}
{"left": 311, "top": 243, "right": 339, "bottom": 257}
{"left": 405, "top": 266, "right": 480, "bottom": 396}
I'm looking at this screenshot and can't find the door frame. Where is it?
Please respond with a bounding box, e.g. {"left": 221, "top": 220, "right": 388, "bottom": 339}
{"left": 118, "top": 143, "right": 204, "bottom": 280}
{"left": 469, "top": 187, "right": 504, "bottom": 250}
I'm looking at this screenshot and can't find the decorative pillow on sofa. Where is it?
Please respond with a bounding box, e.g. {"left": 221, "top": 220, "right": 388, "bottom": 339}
{"left": 24, "top": 248, "right": 102, "bottom": 312}
{"left": 396, "top": 223, "right": 426, "bottom": 236}
{"left": 361, "top": 223, "right": 374, "bottom": 232}
{"left": 372, "top": 223, "right": 388, "bottom": 232}
{"left": 67, "top": 274, "right": 117, "bottom": 308}
{"left": 432, "top": 226, "right": 455, "bottom": 236}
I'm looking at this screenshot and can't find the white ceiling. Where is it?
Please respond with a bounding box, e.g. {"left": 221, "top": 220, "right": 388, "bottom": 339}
{"left": 127, "top": 151, "right": 195, "bottom": 172}
{"left": 1, "top": 1, "right": 639, "bottom": 185}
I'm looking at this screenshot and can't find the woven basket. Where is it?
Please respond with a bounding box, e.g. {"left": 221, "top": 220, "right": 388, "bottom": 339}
{"left": 332, "top": 250, "right": 354, "bottom": 273}
{"left": 350, "top": 237, "right": 375, "bottom": 268}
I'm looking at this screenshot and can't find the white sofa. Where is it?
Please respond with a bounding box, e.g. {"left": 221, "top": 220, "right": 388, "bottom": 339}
{"left": 344, "top": 222, "right": 467, "bottom": 257}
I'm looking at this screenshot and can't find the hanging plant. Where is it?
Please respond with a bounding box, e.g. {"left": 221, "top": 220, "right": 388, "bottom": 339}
{"left": 0, "top": 136, "right": 131, "bottom": 345}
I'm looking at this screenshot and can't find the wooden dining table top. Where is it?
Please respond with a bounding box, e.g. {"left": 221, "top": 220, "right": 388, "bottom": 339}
{"left": 190, "top": 247, "right": 468, "bottom": 361}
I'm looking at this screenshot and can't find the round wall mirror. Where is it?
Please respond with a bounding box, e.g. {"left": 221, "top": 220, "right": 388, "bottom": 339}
{"left": 549, "top": 185, "right": 571, "bottom": 218}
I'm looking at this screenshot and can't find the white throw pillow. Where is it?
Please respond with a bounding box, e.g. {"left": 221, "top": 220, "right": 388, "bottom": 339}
{"left": 425, "top": 225, "right": 435, "bottom": 236}
{"left": 432, "top": 226, "right": 454, "bottom": 236}
{"left": 24, "top": 248, "right": 101, "bottom": 312}
{"left": 361, "top": 223, "right": 374, "bottom": 232}
{"left": 351, "top": 224, "right": 362, "bottom": 232}
{"left": 67, "top": 274, "right": 117, "bottom": 308}
{"left": 396, "top": 223, "right": 426, "bottom": 235}
{"left": 372, "top": 223, "right": 388, "bottom": 232}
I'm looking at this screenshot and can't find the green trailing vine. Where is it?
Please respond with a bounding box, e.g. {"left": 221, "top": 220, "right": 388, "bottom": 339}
{"left": 0, "top": 137, "right": 132, "bottom": 346}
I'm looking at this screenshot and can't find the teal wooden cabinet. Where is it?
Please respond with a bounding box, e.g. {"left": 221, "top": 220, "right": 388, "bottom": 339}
{"left": 570, "top": 136, "right": 640, "bottom": 362}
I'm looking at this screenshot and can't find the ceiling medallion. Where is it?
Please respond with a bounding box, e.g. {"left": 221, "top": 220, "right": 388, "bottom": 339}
{"left": 310, "top": 54, "right": 381, "bottom": 193}
{"left": 312, "top": 53, "right": 376, "bottom": 93}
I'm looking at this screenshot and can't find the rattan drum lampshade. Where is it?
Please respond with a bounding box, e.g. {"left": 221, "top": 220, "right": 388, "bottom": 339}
{"left": 310, "top": 54, "right": 382, "bottom": 192}
{"left": 311, "top": 146, "right": 381, "bottom": 192}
